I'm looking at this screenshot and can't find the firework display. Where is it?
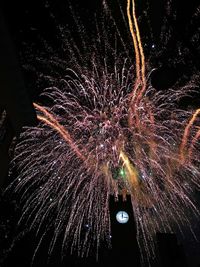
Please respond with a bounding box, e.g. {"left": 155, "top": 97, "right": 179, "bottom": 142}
{"left": 8, "top": 0, "right": 200, "bottom": 262}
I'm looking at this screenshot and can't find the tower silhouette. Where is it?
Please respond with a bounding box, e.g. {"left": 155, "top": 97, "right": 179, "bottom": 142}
{"left": 107, "top": 194, "right": 141, "bottom": 267}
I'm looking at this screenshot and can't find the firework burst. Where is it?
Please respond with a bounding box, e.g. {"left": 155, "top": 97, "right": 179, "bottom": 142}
{"left": 6, "top": 0, "right": 200, "bottom": 263}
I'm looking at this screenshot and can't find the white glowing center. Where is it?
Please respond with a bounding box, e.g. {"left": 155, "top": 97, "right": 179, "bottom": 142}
{"left": 116, "top": 211, "right": 129, "bottom": 224}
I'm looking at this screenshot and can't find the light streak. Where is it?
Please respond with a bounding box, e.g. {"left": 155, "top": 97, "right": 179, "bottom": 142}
{"left": 119, "top": 150, "right": 139, "bottom": 188}
{"left": 34, "top": 103, "right": 86, "bottom": 161}
{"left": 180, "top": 109, "right": 200, "bottom": 163}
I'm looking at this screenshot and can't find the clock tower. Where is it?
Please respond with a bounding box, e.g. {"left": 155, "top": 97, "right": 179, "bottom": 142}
{"left": 108, "top": 194, "right": 141, "bottom": 266}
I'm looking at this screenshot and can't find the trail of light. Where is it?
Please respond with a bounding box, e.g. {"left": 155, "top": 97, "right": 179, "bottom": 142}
{"left": 34, "top": 103, "right": 64, "bottom": 127}
{"left": 188, "top": 128, "right": 200, "bottom": 160}
{"left": 127, "top": 0, "right": 146, "bottom": 100}
{"left": 131, "top": 0, "right": 146, "bottom": 87}
{"left": 34, "top": 104, "right": 86, "bottom": 161}
{"left": 119, "top": 151, "right": 139, "bottom": 188}
{"left": 127, "top": 0, "right": 147, "bottom": 129}
{"left": 180, "top": 109, "right": 200, "bottom": 162}
{"left": 127, "top": 0, "right": 141, "bottom": 89}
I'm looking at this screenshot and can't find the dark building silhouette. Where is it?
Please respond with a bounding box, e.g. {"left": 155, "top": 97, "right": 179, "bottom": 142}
{"left": 0, "top": 194, "right": 142, "bottom": 267}
{"left": 156, "top": 233, "right": 188, "bottom": 267}
{"left": 107, "top": 194, "right": 141, "bottom": 267}
{"left": 0, "top": 8, "right": 37, "bottom": 188}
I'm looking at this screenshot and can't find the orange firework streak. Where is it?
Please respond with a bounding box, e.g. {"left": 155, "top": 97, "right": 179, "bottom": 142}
{"left": 130, "top": 0, "right": 146, "bottom": 94}
{"left": 119, "top": 151, "right": 139, "bottom": 188}
{"left": 180, "top": 109, "right": 200, "bottom": 163}
{"left": 127, "top": 0, "right": 157, "bottom": 159}
{"left": 188, "top": 128, "right": 200, "bottom": 161}
{"left": 127, "top": 0, "right": 149, "bottom": 131}
{"left": 127, "top": 0, "right": 141, "bottom": 91}
{"left": 34, "top": 103, "right": 86, "bottom": 161}
{"left": 127, "top": 0, "right": 140, "bottom": 128}
{"left": 127, "top": 0, "right": 146, "bottom": 102}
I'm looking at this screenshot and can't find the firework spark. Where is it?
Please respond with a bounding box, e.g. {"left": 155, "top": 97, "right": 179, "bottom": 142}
{"left": 7, "top": 0, "right": 200, "bottom": 263}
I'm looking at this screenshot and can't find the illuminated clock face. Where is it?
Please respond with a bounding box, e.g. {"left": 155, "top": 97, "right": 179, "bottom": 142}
{"left": 116, "top": 211, "right": 129, "bottom": 224}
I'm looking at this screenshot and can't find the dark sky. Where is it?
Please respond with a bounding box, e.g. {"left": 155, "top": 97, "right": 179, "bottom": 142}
{"left": 1, "top": 0, "right": 200, "bottom": 98}
{"left": 0, "top": 1, "right": 200, "bottom": 267}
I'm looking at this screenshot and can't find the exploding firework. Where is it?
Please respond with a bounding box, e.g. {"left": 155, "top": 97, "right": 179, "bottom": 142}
{"left": 6, "top": 0, "right": 200, "bottom": 264}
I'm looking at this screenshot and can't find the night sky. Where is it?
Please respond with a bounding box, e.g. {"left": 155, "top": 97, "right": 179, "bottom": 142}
{"left": 0, "top": 0, "right": 200, "bottom": 266}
